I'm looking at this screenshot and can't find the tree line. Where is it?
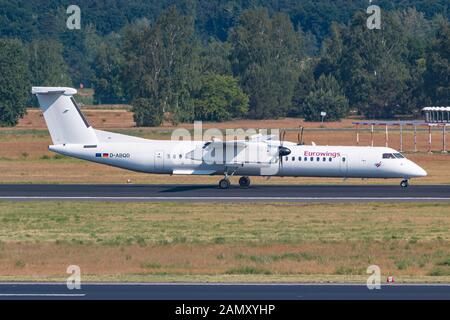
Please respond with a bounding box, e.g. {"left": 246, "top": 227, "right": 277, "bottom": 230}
{"left": 0, "top": 1, "right": 449, "bottom": 126}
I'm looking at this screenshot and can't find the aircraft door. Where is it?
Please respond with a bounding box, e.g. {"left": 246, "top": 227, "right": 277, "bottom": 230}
{"left": 154, "top": 150, "right": 164, "bottom": 171}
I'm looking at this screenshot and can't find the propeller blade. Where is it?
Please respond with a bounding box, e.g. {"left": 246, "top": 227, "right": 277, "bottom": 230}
{"left": 278, "top": 146, "right": 291, "bottom": 172}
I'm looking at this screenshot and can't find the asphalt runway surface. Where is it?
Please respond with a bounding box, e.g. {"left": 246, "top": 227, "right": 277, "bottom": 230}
{"left": 0, "top": 283, "right": 449, "bottom": 300}
{"left": 0, "top": 184, "right": 449, "bottom": 202}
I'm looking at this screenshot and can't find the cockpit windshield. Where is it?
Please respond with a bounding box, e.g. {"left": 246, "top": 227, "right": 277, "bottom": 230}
{"left": 383, "top": 153, "right": 405, "bottom": 159}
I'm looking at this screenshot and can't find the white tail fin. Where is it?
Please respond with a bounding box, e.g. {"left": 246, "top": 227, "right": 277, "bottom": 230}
{"left": 32, "top": 87, "right": 98, "bottom": 145}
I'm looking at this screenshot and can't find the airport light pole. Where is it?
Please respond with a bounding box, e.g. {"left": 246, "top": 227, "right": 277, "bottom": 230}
{"left": 320, "top": 112, "right": 326, "bottom": 125}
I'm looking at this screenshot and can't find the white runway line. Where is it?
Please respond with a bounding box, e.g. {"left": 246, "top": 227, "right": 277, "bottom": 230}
{"left": 1, "top": 196, "right": 450, "bottom": 201}
{"left": 0, "top": 294, "right": 86, "bottom": 297}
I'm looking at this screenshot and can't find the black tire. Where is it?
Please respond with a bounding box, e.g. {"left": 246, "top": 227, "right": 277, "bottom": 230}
{"left": 400, "top": 180, "right": 409, "bottom": 188}
{"left": 239, "top": 176, "right": 251, "bottom": 188}
{"left": 219, "top": 179, "right": 230, "bottom": 189}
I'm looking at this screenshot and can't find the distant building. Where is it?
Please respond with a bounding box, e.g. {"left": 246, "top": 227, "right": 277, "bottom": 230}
{"left": 422, "top": 106, "right": 450, "bottom": 123}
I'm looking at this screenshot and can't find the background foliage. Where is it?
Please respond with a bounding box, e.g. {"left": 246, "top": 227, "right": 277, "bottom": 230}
{"left": 0, "top": 0, "right": 448, "bottom": 126}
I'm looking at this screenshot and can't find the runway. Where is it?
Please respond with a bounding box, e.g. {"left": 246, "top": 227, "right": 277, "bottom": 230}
{"left": 0, "top": 283, "right": 449, "bottom": 300}
{"left": 0, "top": 184, "right": 449, "bottom": 202}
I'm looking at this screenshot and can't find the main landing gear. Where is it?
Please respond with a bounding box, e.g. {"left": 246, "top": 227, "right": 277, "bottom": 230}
{"left": 239, "top": 176, "right": 251, "bottom": 188}
{"left": 218, "top": 176, "right": 251, "bottom": 189}
{"left": 400, "top": 179, "right": 409, "bottom": 188}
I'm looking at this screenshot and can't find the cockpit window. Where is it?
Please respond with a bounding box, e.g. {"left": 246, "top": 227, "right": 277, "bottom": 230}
{"left": 382, "top": 153, "right": 396, "bottom": 159}
{"left": 393, "top": 153, "right": 405, "bottom": 159}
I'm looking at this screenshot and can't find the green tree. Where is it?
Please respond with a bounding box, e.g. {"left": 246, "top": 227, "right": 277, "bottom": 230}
{"left": 132, "top": 97, "right": 164, "bottom": 127}
{"left": 325, "top": 12, "right": 415, "bottom": 118}
{"left": 199, "top": 39, "right": 232, "bottom": 76}
{"left": 424, "top": 22, "right": 450, "bottom": 105}
{"left": 91, "top": 37, "right": 125, "bottom": 104}
{"left": 122, "top": 7, "right": 199, "bottom": 125}
{"left": 291, "top": 59, "right": 316, "bottom": 116}
{"left": 303, "top": 74, "right": 349, "bottom": 121}
{"left": 193, "top": 74, "right": 249, "bottom": 121}
{"left": 314, "top": 22, "right": 343, "bottom": 77}
{"left": 0, "top": 38, "right": 30, "bottom": 126}
{"left": 230, "top": 8, "right": 300, "bottom": 119}
{"left": 28, "top": 39, "right": 71, "bottom": 86}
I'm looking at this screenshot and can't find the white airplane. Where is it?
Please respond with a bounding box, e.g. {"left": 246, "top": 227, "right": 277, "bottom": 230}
{"left": 32, "top": 87, "right": 427, "bottom": 189}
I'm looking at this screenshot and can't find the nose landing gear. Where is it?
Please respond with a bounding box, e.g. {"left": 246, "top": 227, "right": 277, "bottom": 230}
{"left": 219, "top": 178, "right": 231, "bottom": 189}
{"left": 400, "top": 179, "right": 409, "bottom": 188}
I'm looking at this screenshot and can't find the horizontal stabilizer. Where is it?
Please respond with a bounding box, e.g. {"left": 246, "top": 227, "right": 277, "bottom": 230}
{"left": 32, "top": 87, "right": 77, "bottom": 95}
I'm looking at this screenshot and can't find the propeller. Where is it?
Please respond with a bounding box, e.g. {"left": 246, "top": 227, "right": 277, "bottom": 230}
{"left": 297, "top": 126, "right": 304, "bottom": 145}
{"left": 277, "top": 129, "right": 291, "bottom": 171}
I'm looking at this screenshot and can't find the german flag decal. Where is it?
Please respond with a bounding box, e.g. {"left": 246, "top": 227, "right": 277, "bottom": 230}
{"left": 95, "top": 153, "right": 110, "bottom": 158}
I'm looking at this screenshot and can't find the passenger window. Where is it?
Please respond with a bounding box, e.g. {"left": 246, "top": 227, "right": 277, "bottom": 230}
{"left": 173, "top": 154, "right": 176, "bottom": 159}
{"left": 179, "top": 154, "right": 182, "bottom": 159}
{"left": 292, "top": 156, "right": 295, "bottom": 161}
{"left": 167, "top": 154, "right": 170, "bottom": 159}
{"left": 323, "top": 157, "right": 326, "bottom": 162}
{"left": 304, "top": 157, "right": 307, "bottom": 161}
{"left": 329, "top": 157, "right": 332, "bottom": 162}
{"left": 382, "top": 153, "right": 395, "bottom": 159}
{"left": 342, "top": 157, "right": 346, "bottom": 162}
{"left": 316, "top": 157, "right": 320, "bottom": 162}
{"left": 285, "top": 156, "right": 289, "bottom": 161}
{"left": 310, "top": 157, "right": 314, "bottom": 161}
{"left": 298, "top": 157, "right": 302, "bottom": 161}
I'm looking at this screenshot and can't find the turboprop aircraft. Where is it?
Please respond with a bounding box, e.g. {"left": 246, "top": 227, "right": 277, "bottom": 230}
{"left": 32, "top": 87, "right": 427, "bottom": 189}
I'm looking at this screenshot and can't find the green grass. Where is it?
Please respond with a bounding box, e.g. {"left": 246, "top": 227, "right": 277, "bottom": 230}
{"left": 226, "top": 266, "right": 272, "bottom": 275}
{"left": 0, "top": 201, "right": 449, "bottom": 283}
{"left": 0, "top": 129, "right": 49, "bottom": 137}
{"left": 0, "top": 201, "right": 449, "bottom": 244}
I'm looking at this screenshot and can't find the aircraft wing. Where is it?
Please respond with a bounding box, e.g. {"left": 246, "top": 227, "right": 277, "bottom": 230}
{"left": 185, "top": 140, "right": 248, "bottom": 161}
{"left": 185, "top": 140, "right": 277, "bottom": 165}
{"left": 202, "top": 140, "right": 248, "bottom": 149}
{"left": 249, "top": 134, "right": 277, "bottom": 142}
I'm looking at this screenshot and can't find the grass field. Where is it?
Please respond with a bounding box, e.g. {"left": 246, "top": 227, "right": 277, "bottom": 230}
{"left": 0, "top": 201, "right": 450, "bottom": 283}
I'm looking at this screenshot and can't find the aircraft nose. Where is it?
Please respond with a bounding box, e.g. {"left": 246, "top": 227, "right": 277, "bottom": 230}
{"left": 406, "top": 161, "right": 427, "bottom": 178}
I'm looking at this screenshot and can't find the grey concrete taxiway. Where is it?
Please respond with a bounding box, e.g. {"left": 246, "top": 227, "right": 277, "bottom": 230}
{"left": 0, "top": 184, "right": 449, "bottom": 202}
{"left": 0, "top": 283, "right": 449, "bottom": 300}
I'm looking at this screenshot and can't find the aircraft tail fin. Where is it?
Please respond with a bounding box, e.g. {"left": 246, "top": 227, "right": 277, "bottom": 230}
{"left": 32, "top": 87, "right": 98, "bottom": 145}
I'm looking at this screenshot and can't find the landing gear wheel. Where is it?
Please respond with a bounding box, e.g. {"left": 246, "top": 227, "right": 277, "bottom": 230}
{"left": 400, "top": 180, "right": 409, "bottom": 188}
{"left": 219, "top": 178, "right": 231, "bottom": 189}
{"left": 239, "top": 176, "right": 251, "bottom": 188}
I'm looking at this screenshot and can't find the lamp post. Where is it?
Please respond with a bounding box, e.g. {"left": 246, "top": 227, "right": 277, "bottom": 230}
{"left": 320, "top": 111, "right": 326, "bottom": 125}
